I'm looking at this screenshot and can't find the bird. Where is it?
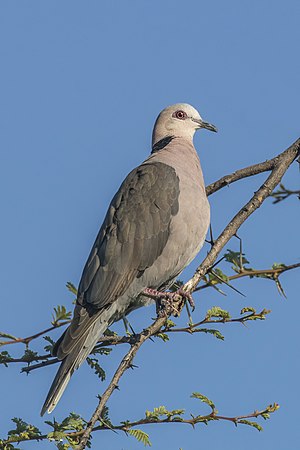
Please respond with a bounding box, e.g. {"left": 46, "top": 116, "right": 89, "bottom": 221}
{"left": 41, "top": 103, "right": 217, "bottom": 416}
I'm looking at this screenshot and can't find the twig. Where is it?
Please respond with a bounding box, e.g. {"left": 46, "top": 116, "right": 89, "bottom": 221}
{"left": 206, "top": 154, "right": 278, "bottom": 196}
{"left": 195, "top": 262, "right": 300, "bottom": 292}
{"left": 163, "top": 310, "right": 269, "bottom": 334}
{"left": 0, "top": 321, "right": 70, "bottom": 347}
{"left": 271, "top": 184, "right": 300, "bottom": 203}
{"left": 21, "top": 358, "right": 59, "bottom": 373}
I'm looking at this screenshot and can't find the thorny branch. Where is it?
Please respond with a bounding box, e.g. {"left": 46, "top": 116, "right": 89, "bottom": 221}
{"left": 8, "top": 307, "right": 268, "bottom": 374}
{"left": 77, "top": 139, "right": 300, "bottom": 448}
{"left": 0, "top": 402, "right": 279, "bottom": 447}
{"left": 195, "top": 262, "right": 300, "bottom": 296}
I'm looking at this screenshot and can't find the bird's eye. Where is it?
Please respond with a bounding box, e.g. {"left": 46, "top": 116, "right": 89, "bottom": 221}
{"left": 173, "top": 110, "right": 187, "bottom": 120}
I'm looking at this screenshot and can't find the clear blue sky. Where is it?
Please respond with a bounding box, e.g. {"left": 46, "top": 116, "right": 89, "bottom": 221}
{"left": 0, "top": 1, "right": 299, "bottom": 449}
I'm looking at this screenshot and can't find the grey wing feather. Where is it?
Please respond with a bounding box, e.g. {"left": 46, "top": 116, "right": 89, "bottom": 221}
{"left": 77, "top": 161, "right": 179, "bottom": 309}
{"left": 52, "top": 162, "right": 179, "bottom": 360}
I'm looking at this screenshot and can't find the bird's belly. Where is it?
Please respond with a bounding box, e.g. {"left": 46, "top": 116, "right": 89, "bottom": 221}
{"left": 140, "top": 181, "right": 210, "bottom": 291}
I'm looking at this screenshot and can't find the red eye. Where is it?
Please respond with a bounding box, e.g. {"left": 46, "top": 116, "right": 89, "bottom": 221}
{"left": 173, "top": 110, "right": 187, "bottom": 120}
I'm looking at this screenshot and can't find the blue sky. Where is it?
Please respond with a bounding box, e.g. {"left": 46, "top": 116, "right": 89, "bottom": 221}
{"left": 0, "top": 1, "right": 299, "bottom": 449}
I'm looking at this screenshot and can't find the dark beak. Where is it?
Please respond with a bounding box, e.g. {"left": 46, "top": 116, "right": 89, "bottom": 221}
{"left": 192, "top": 118, "right": 218, "bottom": 133}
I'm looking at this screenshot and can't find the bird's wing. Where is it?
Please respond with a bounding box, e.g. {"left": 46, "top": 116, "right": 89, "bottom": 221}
{"left": 52, "top": 161, "right": 180, "bottom": 363}
{"left": 78, "top": 161, "right": 180, "bottom": 308}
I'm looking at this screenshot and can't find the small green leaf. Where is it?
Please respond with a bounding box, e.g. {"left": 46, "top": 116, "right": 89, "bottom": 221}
{"left": 0, "top": 350, "right": 13, "bottom": 366}
{"left": 145, "top": 406, "right": 168, "bottom": 420}
{"left": 239, "top": 419, "right": 263, "bottom": 431}
{"left": 241, "top": 307, "right": 256, "bottom": 314}
{"left": 198, "top": 328, "right": 224, "bottom": 340}
{"left": 266, "top": 402, "right": 280, "bottom": 413}
{"left": 206, "top": 306, "right": 230, "bottom": 321}
{"left": 224, "top": 249, "right": 250, "bottom": 271}
{"left": 155, "top": 333, "right": 170, "bottom": 342}
{"left": 0, "top": 332, "right": 18, "bottom": 341}
{"left": 165, "top": 319, "right": 176, "bottom": 329}
{"left": 86, "top": 357, "right": 106, "bottom": 381}
{"left": 44, "top": 335, "right": 56, "bottom": 353}
{"left": 240, "top": 308, "right": 271, "bottom": 321}
{"left": 51, "top": 305, "right": 72, "bottom": 326}
{"left": 66, "top": 282, "right": 78, "bottom": 296}
{"left": 60, "top": 413, "right": 86, "bottom": 431}
{"left": 272, "top": 263, "right": 287, "bottom": 270}
{"left": 128, "top": 429, "right": 151, "bottom": 446}
{"left": 0, "top": 442, "right": 20, "bottom": 450}
{"left": 56, "top": 443, "right": 70, "bottom": 450}
{"left": 191, "top": 393, "right": 215, "bottom": 411}
{"left": 7, "top": 417, "right": 42, "bottom": 441}
{"left": 166, "top": 409, "right": 185, "bottom": 419}
{"left": 21, "top": 349, "right": 40, "bottom": 363}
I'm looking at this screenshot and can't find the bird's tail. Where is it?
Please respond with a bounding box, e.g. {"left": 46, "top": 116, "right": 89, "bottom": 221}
{"left": 41, "top": 308, "right": 107, "bottom": 416}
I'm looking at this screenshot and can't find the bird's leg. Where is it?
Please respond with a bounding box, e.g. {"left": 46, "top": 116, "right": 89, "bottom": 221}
{"left": 143, "top": 287, "right": 195, "bottom": 317}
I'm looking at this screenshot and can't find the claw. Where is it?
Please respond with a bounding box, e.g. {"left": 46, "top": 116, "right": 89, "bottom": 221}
{"left": 143, "top": 287, "right": 195, "bottom": 317}
{"left": 176, "top": 287, "right": 195, "bottom": 311}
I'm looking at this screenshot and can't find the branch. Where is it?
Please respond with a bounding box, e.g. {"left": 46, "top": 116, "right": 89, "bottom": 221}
{"left": 271, "top": 183, "right": 300, "bottom": 203}
{"left": 3, "top": 306, "right": 273, "bottom": 373}
{"left": 205, "top": 141, "right": 298, "bottom": 196}
{"left": 0, "top": 401, "right": 279, "bottom": 447}
{"left": 184, "top": 138, "right": 300, "bottom": 293}
{"left": 162, "top": 308, "right": 271, "bottom": 335}
{"left": 195, "top": 262, "right": 300, "bottom": 296}
{"left": 0, "top": 321, "right": 70, "bottom": 347}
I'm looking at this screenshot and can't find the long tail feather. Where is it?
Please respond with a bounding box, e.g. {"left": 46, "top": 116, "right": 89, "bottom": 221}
{"left": 41, "top": 316, "right": 106, "bottom": 416}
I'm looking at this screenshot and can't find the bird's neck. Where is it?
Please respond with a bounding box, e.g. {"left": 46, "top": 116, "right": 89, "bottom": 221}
{"left": 152, "top": 126, "right": 195, "bottom": 148}
{"left": 147, "top": 137, "right": 203, "bottom": 181}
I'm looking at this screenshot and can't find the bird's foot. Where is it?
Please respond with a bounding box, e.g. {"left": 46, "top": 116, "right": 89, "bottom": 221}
{"left": 143, "top": 287, "right": 195, "bottom": 317}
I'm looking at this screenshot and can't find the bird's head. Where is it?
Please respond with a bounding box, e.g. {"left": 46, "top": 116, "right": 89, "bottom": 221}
{"left": 152, "top": 103, "right": 217, "bottom": 147}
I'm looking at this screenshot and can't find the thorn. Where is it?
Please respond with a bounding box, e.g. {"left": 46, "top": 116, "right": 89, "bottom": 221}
{"left": 185, "top": 302, "right": 194, "bottom": 326}
{"left": 234, "top": 233, "right": 244, "bottom": 271}
{"left": 209, "top": 256, "right": 226, "bottom": 270}
{"left": 210, "top": 268, "right": 246, "bottom": 297}
{"left": 129, "top": 364, "right": 138, "bottom": 370}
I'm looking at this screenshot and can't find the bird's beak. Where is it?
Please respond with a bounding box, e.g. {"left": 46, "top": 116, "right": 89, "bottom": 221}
{"left": 192, "top": 118, "right": 218, "bottom": 133}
